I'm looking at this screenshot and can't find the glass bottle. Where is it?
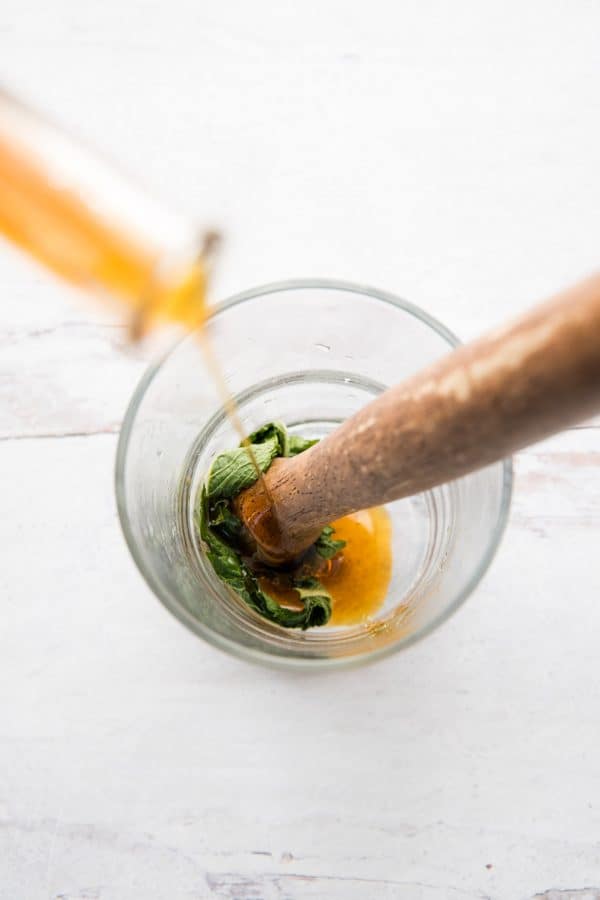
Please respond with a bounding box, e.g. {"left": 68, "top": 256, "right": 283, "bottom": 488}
{"left": 0, "top": 88, "right": 215, "bottom": 337}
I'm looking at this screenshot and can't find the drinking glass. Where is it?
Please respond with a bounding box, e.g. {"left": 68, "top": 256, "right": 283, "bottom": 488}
{"left": 116, "top": 280, "right": 512, "bottom": 669}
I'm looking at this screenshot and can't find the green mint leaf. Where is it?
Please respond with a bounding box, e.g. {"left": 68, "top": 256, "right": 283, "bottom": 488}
{"left": 210, "top": 498, "right": 243, "bottom": 543}
{"left": 247, "top": 421, "right": 289, "bottom": 456}
{"left": 206, "top": 436, "right": 279, "bottom": 499}
{"left": 314, "top": 525, "right": 346, "bottom": 559}
{"left": 261, "top": 581, "right": 331, "bottom": 629}
{"left": 287, "top": 434, "right": 319, "bottom": 456}
{"left": 197, "top": 421, "right": 334, "bottom": 629}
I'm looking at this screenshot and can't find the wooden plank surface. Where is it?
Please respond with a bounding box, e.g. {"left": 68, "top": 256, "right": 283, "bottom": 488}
{"left": 1, "top": 1, "right": 599, "bottom": 898}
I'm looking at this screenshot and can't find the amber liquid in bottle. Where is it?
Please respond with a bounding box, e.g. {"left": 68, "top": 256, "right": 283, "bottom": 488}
{"left": 0, "top": 133, "right": 207, "bottom": 332}
{"left": 0, "top": 122, "right": 271, "bottom": 495}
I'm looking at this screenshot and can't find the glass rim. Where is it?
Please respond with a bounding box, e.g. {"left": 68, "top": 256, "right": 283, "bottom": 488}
{"left": 115, "top": 278, "right": 513, "bottom": 670}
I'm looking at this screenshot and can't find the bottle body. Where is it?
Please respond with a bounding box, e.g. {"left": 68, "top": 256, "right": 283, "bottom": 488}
{"left": 0, "top": 89, "right": 210, "bottom": 335}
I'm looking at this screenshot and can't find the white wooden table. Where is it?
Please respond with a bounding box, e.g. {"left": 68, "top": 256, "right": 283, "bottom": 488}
{"left": 2, "top": 2, "right": 600, "bottom": 898}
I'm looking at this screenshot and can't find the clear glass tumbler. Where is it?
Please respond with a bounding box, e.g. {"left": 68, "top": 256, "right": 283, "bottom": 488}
{"left": 116, "top": 280, "right": 512, "bottom": 669}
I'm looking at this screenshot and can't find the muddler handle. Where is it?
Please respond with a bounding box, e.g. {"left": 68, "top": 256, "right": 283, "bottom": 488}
{"left": 239, "top": 272, "right": 600, "bottom": 558}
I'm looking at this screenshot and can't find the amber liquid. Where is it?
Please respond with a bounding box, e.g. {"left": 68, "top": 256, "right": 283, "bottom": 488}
{"left": 196, "top": 331, "right": 275, "bottom": 503}
{"left": 257, "top": 506, "right": 393, "bottom": 626}
{"left": 323, "top": 507, "right": 392, "bottom": 625}
{"left": 0, "top": 134, "right": 210, "bottom": 333}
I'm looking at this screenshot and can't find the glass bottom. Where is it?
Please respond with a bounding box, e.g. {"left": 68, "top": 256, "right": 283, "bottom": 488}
{"left": 178, "top": 369, "right": 456, "bottom": 645}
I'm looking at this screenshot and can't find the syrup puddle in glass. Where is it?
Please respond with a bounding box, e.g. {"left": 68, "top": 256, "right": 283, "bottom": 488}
{"left": 254, "top": 506, "right": 393, "bottom": 626}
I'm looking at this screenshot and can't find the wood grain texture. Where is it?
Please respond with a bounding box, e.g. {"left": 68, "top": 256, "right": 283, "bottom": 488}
{"left": 1, "top": 0, "right": 600, "bottom": 898}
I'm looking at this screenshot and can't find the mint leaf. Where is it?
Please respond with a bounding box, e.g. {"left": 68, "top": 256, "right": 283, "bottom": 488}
{"left": 315, "top": 525, "right": 346, "bottom": 560}
{"left": 206, "top": 437, "right": 279, "bottom": 499}
{"left": 197, "top": 421, "right": 335, "bottom": 629}
{"left": 287, "top": 434, "right": 318, "bottom": 456}
{"left": 211, "top": 499, "right": 243, "bottom": 543}
{"left": 206, "top": 420, "right": 294, "bottom": 499}
{"left": 261, "top": 579, "right": 331, "bottom": 629}
{"left": 247, "top": 421, "right": 289, "bottom": 456}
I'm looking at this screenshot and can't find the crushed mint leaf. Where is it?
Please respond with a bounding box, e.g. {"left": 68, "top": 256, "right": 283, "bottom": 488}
{"left": 196, "top": 422, "right": 345, "bottom": 629}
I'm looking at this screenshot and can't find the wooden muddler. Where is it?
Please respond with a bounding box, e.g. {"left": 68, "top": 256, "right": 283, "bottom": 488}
{"left": 237, "top": 273, "right": 600, "bottom": 562}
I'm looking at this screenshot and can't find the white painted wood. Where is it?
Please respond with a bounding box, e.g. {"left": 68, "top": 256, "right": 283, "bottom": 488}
{"left": 1, "top": 1, "right": 599, "bottom": 898}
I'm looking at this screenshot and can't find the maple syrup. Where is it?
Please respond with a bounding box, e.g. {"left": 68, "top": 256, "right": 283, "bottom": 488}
{"left": 251, "top": 506, "right": 393, "bottom": 626}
